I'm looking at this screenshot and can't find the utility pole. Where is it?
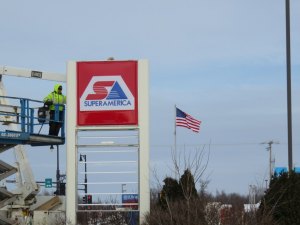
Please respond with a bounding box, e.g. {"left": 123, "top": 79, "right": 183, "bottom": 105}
{"left": 56, "top": 145, "right": 60, "bottom": 195}
{"left": 261, "top": 141, "right": 279, "bottom": 181}
{"left": 285, "top": 0, "right": 293, "bottom": 172}
{"left": 79, "top": 154, "right": 87, "bottom": 197}
{"left": 249, "top": 185, "right": 256, "bottom": 204}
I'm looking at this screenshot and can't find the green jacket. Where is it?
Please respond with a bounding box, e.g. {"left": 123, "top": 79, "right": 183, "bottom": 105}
{"left": 43, "top": 84, "right": 66, "bottom": 111}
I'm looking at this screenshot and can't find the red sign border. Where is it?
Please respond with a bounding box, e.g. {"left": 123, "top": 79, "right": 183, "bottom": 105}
{"left": 76, "top": 61, "right": 138, "bottom": 126}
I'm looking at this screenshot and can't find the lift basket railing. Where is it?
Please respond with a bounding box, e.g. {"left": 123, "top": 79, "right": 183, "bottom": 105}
{"left": 0, "top": 95, "right": 65, "bottom": 138}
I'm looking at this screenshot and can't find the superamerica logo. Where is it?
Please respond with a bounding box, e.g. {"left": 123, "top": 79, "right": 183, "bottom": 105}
{"left": 80, "top": 76, "right": 135, "bottom": 111}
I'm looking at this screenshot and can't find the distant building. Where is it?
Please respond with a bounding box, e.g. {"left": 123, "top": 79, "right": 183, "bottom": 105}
{"left": 243, "top": 203, "right": 260, "bottom": 213}
{"left": 274, "top": 167, "right": 287, "bottom": 175}
{"left": 274, "top": 167, "right": 300, "bottom": 175}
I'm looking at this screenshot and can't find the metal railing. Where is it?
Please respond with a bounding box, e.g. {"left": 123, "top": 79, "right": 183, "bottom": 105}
{"left": 0, "top": 95, "right": 65, "bottom": 138}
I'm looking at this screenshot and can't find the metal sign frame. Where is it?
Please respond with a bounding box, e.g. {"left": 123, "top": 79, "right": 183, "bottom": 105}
{"left": 66, "top": 60, "right": 149, "bottom": 224}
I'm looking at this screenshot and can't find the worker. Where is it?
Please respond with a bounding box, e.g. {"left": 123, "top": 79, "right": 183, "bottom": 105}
{"left": 43, "top": 84, "right": 66, "bottom": 136}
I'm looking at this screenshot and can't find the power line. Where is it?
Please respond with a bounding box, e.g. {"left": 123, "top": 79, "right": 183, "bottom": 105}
{"left": 151, "top": 142, "right": 297, "bottom": 148}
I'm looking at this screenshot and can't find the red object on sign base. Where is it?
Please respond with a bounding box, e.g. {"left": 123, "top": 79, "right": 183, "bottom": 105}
{"left": 77, "top": 61, "right": 138, "bottom": 126}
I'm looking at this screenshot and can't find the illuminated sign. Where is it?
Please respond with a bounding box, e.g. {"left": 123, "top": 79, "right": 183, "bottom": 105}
{"left": 122, "top": 194, "right": 138, "bottom": 209}
{"left": 77, "top": 61, "right": 138, "bottom": 126}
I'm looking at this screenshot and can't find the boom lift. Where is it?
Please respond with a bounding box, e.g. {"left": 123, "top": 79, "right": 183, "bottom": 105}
{"left": 0, "top": 65, "right": 66, "bottom": 224}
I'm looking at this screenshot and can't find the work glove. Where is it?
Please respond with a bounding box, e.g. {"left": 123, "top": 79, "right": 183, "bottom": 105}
{"left": 44, "top": 100, "right": 53, "bottom": 107}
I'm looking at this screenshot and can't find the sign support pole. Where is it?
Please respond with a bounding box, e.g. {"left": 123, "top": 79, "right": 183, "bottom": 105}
{"left": 66, "top": 61, "right": 77, "bottom": 224}
{"left": 138, "top": 60, "right": 150, "bottom": 223}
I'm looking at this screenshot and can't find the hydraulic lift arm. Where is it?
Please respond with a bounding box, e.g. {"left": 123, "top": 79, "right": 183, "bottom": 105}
{"left": 0, "top": 65, "right": 66, "bottom": 206}
{"left": 0, "top": 65, "right": 66, "bottom": 82}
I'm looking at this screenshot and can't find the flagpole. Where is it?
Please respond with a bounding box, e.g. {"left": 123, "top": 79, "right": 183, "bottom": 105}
{"left": 174, "top": 105, "right": 177, "bottom": 155}
{"left": 174, "top": 104, "right": 177, "bottom": 178}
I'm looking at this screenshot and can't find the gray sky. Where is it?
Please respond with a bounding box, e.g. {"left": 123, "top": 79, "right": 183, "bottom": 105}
{"left": 0, "top": 0, "right": 300, "bottom": 195}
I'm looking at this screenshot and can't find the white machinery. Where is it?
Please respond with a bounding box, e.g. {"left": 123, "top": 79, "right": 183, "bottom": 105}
{"left": 0, "top": 65, "right": 66, "bottom": 224}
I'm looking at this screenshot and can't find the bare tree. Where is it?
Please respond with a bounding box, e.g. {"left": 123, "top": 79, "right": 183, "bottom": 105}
{"left": 171, "top": 144, "right": 210, "bottom": 189}
{"left": 172, "top": 144, "right": 210, "bottom": 225}
{"left": 144, "top": 144, "right": 210, "bottom": 225}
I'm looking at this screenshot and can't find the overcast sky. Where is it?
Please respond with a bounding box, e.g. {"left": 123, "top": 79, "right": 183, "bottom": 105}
{"left": 0, "top": 0, "right": 300, "bottom": 195}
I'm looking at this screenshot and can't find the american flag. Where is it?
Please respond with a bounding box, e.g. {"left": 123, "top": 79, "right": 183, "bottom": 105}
{"left": 176, "top": 107, "right": 201, "bottom": 133}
